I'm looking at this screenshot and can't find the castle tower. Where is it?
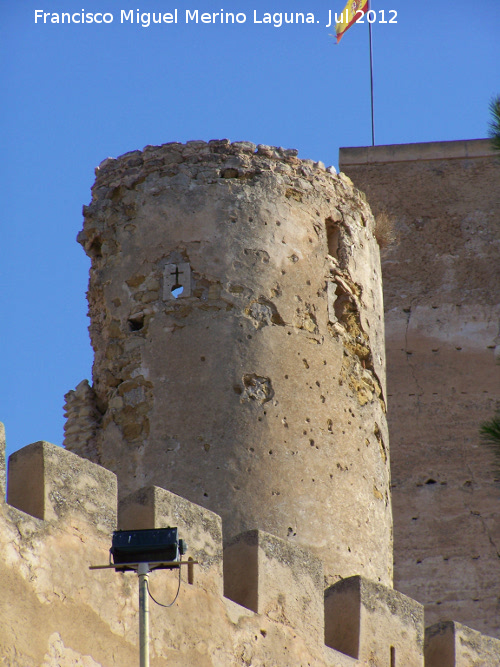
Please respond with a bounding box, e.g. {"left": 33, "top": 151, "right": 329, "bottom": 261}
{"left": 67, "top": 140, "right": 392, "bottom": 586}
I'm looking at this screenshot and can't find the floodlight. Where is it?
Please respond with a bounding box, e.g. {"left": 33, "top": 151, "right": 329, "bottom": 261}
{"left": 90, "top": 526, "right": 194, "bottom": 667}
{"left": 110, "top": 528, "right": 187, "bottom": 571}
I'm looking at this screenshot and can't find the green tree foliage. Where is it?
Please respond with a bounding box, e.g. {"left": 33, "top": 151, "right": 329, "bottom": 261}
{"left": 480, "top": 410, "right": 500, "bottom": 476}
{"left": 488, "top": 95, "right": 500, "bottom": 152}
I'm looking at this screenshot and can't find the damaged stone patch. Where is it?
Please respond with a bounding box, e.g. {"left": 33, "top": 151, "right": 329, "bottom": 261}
{"left": 103, "top": 376, "right": 154, "bottom": 442}
{"left": 374, "top": 423, "right": 387, "bottom": 464}
{"left": 240, "top": 374, "right": 274, "bottom": 404}
{"left": 328, "top": 272, "right": 373, "bottom": 369}
{"left": 294, "top": 303, "right": 318, "bottom": 334}
{"left": 219, "top": 154, "right": 259, "bottom": 180}
{"left": 63, "top": 380, "right": 102, "bottom": 461}
{"left": 244, "top": 297, "right": 285, "bottom": 329}
{"left": 285, "top": 188, "right": 303, "bottom": 202}
{"left": 340, "top": 354, "right": 382, "bottom": 408}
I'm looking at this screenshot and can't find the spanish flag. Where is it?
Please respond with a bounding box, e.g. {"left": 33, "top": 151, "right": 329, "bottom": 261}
{"left": 335, "top": 0, "right": 369, "bottom": 43}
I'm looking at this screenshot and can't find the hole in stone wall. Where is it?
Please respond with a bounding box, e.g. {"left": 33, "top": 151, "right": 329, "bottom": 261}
{"left": 325, "top": 218, "right": 340, "bottom": 259}
{"left": 89, "top": 238, "right": 103, "bottom": 259}
{"left": 171, "top": 285, "right": 184, "bottom": 298}
{"left": 128, "top": 315, "right": 145, "bottom": 331}
{"left": 425, "top": 478, "right": 437, "bottom": 485}
{"left": 390, "top": 645, "right": 396, "bottom": 667}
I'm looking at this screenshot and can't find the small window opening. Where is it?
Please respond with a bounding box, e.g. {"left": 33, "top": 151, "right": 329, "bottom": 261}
{"left": 326, "top": 218, "right": 340, "bottom": 259}
{"left": 170, "top": 264, "right": 184, "bottom": 298}
{"left": 163, "top": 262, "right": 191, "bottom": 300}
{"left": 390, "top": 646, "right": 396, "bottom": 667}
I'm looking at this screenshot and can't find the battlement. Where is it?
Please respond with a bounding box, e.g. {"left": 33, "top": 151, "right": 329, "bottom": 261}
{"left": 7, "top": 440, "right": 116, "bottom": 532}
{"left": 90, "top": 139, "right": 338, "bottom": 191}
{"left": 339, "top": 138, "right": 495, "bottom": 166}
{"left": 2, "top": 427, "right": 500, "bottom": 666}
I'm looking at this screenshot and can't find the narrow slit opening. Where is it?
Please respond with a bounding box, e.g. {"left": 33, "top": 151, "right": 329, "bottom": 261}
{"left": 326, "top": 218, "right": 340, "bottom": 259}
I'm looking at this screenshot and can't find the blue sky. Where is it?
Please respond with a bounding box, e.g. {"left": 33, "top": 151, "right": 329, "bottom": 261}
{"left": 1, "top": 0, "right": 499, "bottom": 461}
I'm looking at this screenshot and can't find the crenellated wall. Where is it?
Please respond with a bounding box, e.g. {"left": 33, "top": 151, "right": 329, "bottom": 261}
{"left": 3, "top": 138, "right": 499, "bottom": 665}
{"left": 2, "top": 429, "right": 499, "bottom": 665}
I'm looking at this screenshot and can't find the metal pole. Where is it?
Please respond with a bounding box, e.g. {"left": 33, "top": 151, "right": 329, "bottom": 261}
{"left": 138, "top": 563, "right": 150, "bottom": 667}
{"left": 368, "top": 17, "right": 375, "bottom": 146}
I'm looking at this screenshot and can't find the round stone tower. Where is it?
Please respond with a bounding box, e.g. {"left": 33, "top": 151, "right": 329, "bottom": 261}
{"left": 70, "top": 139, "right": 392, "bottom": 586}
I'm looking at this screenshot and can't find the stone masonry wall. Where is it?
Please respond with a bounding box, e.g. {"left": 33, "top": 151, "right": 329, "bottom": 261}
{"left": 3, "top": 429, "right": 500, "bottom": 666}
{"left": 1, "top": 431, "right": 429, "bottom": 667}
{"left": 4, "top": 139, "right": 500, "bottom": 666}
{"left": 66, "top": 140, "right": 392, "bottom": 588}
{"left": 340, "top": 139, "right": 500, "bottom": 638}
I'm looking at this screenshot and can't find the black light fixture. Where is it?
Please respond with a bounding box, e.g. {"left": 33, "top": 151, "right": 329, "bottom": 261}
{"left": 90, "top": 526, "right": 193, "bottom": 667}
{"left": 110, "top": 528, "right": 188, "bottom": 571}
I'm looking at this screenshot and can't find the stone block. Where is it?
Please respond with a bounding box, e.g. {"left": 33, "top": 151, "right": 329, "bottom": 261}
{"left": 118, "top": 485, "right": 223, "bottom": 594}
{"left": 223, "top": 529, "right": 324, "bottom": 647}
{"left": 425, "top": 620, "right": 500, "bottom": 667}
{"left": 7, "top": 441, "right": 116, "bottom": 532}
{"left": 324, "top": 575, "right": 424, "bottom": 666}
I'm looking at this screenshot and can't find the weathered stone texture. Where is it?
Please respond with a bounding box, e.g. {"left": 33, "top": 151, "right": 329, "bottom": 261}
{"left": 425, "top": 620, "right": 500, "bottom": 667}
{"left": 0, "top": 436, "right": 390, "bottom": 666}
{"left": 325, "top": 575, "right": 424, "bottom": 666}
{"left": 70, "top": 140, "right": 392, "bottom": 587}
{"left": 63, "top": 379, "right": 102, "bottom": 460}
{"left": 119, "top": 484, "right": 224, "bottom": 595}
{"left": 8, "top": 440, "right": 116, "bottom": 531}
{"left": 340, "top": 139, "right": 500, "bottom": 637}
{"left": 224, "top": 528, "right": 325, "bottom": 648}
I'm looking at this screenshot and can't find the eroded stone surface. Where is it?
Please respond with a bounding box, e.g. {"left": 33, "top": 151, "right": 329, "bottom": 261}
{"left": 7, "top": 441, "right": 116, "bottom": 531}
{"left": 63, "top": 380, "right": 102, "bottom": 461}
{"left": 68, "top": 140, "right": 392, "bottom": 587}
{"left": 0, "top": 437, "right": 375, "bottom": 667}
{"left": 224, "top": 529, "right": 324, "bottom": 648}
{"left": 325, "top": 575, "right": 425, "bottom": 666}
{"left": 425, "top": 620, "right": 500, "bottom": 667}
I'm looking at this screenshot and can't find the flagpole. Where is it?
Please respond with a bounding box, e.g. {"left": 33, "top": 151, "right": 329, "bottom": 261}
{"left": 368, "top": 18, "right": 375, "bottom": 146}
